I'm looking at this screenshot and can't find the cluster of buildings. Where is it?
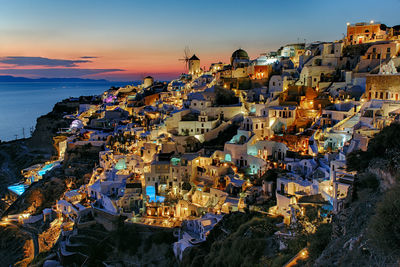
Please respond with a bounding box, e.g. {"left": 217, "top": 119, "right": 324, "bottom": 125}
{"left": 5, "top": 21, "right": 400, "bottom": 261}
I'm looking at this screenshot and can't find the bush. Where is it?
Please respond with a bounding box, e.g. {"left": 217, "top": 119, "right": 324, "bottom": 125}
{"left": 308, "top": 223, "right": 332, "bottom": 259}
{"left": 358, "top": 172, "right": 379, "bottom": 191}
{"left": 215, "top": 87, "right": 239, "bottom": 106}
{"left": 183, "top": 213, "right": 280, "bottom": 267}
{"left": 114, "top": 225, "right": 141, "bottom": 254}
{"left": 368, "top": 186, "right": 400, "bottom": 254}
{"left": 346, "top": 150, "right": 369, "bottom": 172}
{"left": 347, "top": 124, "right": 400, "bottom": 172}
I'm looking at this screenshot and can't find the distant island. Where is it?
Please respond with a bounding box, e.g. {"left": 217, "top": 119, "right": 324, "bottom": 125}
{"left": 0, "top": 75, "right": 109, "bottom": 83}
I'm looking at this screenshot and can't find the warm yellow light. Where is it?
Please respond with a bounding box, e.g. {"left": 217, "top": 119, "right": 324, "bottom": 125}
{"left": 370, "top": 20, "right": 374, "bottom": 24}
{"left": 346, "top": 22, "right": 350, "bottom": 26}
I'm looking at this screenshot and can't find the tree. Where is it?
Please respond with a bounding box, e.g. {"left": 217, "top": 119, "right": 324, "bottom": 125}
{"left": 182, "top": 181, "right": 192, "bottom": 191}
{"left": 347, "top": 124, "right": 400, "bottom": 173}
{"left": 308, "top": 223, "right": 332, "bottom": 259}
{"left": 215, "top": 87, "right": 239, "bottom": 106}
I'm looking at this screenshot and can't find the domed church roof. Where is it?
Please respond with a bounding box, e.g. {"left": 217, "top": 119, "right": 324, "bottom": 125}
{"left": 231, "top": 49, "right": 249, "bottom": 60}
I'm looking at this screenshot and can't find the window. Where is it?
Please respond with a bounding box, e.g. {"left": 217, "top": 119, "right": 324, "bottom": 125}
{"left": 387, "top": 47, "right": 391, "bottom": 52}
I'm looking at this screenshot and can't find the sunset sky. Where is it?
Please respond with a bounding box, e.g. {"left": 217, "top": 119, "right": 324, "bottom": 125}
{"left": 1, "top": 0, "right": 399, "bottom": 81}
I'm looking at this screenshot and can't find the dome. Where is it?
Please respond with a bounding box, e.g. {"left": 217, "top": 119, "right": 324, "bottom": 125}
{"left": 231, "top": 49, "right": 249, "bottom": 60}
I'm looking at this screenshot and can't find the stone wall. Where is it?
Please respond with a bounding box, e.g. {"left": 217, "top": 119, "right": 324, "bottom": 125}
{"left": 366, "top": 74, "right": 400, "bottom": 99}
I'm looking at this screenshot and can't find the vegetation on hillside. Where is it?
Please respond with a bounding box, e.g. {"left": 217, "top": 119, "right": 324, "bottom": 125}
{"left": 215, "top": 87, "right": 239, "bottom": 106}
{"left": 347, "top": 123, "right": 400, "bottom": 174}
{"left": 368, "top": 185, "right": 400, "bottom": 256}
{"left": 313, "top": 123, "right": 400, "bottom": 266}
{"left": 181, "top": 212, "right": 280, "bottom": 267}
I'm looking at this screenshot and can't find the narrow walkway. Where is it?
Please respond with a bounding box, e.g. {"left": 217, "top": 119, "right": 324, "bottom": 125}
{"left": 283, "top": 247, "right": 308, "bottom": 267}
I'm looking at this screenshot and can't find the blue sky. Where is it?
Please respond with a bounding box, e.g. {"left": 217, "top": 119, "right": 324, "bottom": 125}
{"left": 0, "top": 0, "right": 399, "bottom": 80}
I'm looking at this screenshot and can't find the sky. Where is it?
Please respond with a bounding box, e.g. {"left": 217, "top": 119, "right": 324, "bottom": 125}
{"left": 0, "top": 0, "right": 399, "bottom": 81}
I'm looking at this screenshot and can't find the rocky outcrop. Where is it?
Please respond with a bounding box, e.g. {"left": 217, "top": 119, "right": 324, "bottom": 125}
{"left": 314, "top": 171, "right": 400, "bottom": 267}
{"left": 29, "top": 101, "right": 77, "bottom": 155}
{"left": 0, "top": 140, "right": 45, "bottom": 196}
{"left": 368, "top": 159, "right": 398, "bottom": 191}
{"left": 314, "top": 191, "right": 379, "bottom": 266}
{"left": 0, "top": 224, "right": 34, "bottom": 266}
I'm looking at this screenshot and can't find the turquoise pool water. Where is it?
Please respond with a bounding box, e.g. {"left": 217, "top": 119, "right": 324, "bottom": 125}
{"left": 38, "top": 162, "right": 56, "bottom": 177}
{"left": 146, "top": 186, "right": 165, "bottom": 203}
{"left": 8, "top": 184, "right": 29, "bottom": 196}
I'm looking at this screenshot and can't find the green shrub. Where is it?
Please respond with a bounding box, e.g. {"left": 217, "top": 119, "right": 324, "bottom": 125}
{"left": 368, "top": 186, "right": 400, "bottom": 254}
{"left": 308, "top": 223, "right": 332, "bottom": 259}
{"left": 215, "top": 87, "right": 239, "bottom": 106}
{"left": 347, "top": 124, "right": 400, "bottom": 172}
{"left": 358, "top": 172, "right": 379, "bottom": 190}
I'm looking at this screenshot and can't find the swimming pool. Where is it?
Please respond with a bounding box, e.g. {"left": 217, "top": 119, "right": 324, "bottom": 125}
{"left": 8, "top": 184, "right": 29, "bottom": 196}
{"left": 146, "top": 186, "right": 165, "bottom": 203}
{"left": 38, "top": 162, "right": 56, "bottom": 177}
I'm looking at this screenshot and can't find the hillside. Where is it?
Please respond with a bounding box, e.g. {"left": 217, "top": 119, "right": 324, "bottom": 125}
{"left": 314, "top": 124, "right": 400, "bottom": 266}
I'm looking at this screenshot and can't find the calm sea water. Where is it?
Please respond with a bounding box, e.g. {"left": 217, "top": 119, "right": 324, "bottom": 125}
{"left": 0, "top": 82, "right": 131, "bottom": 141}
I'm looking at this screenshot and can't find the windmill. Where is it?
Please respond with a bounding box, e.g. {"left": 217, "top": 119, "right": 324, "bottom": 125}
{"left": 178, "top": 46, "right": 191, "bottom": 73}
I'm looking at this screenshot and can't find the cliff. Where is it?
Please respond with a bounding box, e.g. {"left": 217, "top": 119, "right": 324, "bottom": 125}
{"left": 28, "top": 100, "right": 77, "bottom": 155}
{"left": 314, "top": 124, "right": 400, "bottom": 266}
{"left": 0, "top": 99, "right": 76, "bottom": 207}
{"left": 0, "top": 224, "right": 34, "bottom": 266}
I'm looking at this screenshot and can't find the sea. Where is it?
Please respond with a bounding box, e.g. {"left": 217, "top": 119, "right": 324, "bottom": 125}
{"left": 0, "top": 81, "right": 132, "bottom": 141}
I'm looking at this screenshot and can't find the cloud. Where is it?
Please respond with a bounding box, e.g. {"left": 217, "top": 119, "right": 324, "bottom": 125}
{"left": 0, "top": 56, "right": 91, "bottom": 67}
{"left": 0, "top": 68, "right": 124, "bottom": 78}
{"left": 80, "top": 56, "right": 98, "bottom": 59}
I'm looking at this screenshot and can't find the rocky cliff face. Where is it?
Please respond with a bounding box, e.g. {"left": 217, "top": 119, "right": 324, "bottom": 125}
{"left": 314, "top": 190, "right": 380, "bottom": 266}
{"left": 314, "top": 167, "right": 399, "bottom": 267}
{"left": 0, "top": 99, "right": 77, "bottom": 207}
{"left": 28, "top": 101, "right": 77, "bottom": 155}
{"left": 0, "top": 224, "right": 34, "bottom": 266}
{"left": 0, "top": 140, "right": 44, "bottom": 197}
